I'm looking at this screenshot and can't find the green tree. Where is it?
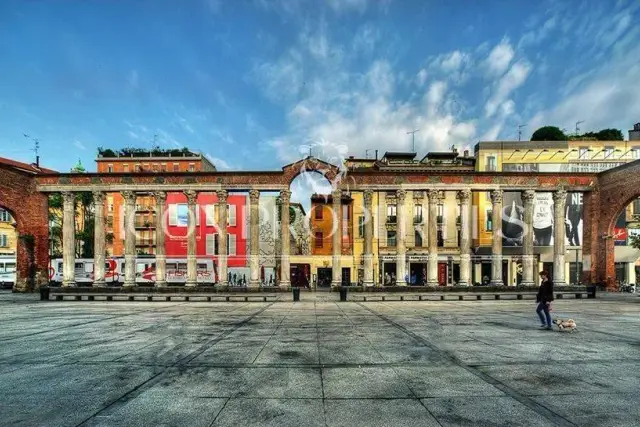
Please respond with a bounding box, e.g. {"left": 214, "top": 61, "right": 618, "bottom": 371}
{"left": 631, "top": 235, "right": 640, "bottom": 251}
{"left": 48, "top": 192, "right": 97, "bottom": 258}
{"left": 595, "top": 128, "right": 624, "bottom": 141}
{"left": 531, "top": 126, "right": 568, "bottom": 141}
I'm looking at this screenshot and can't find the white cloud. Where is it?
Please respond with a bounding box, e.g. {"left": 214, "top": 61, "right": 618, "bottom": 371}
{"left": 484, "top": 39, "right": 514, "bottom": 77}
{"left": 485, "top": 60, "right": 532, "bottom": 118}
{"left": 251, "top": 49, "right": 304, "bottom": 102}
{"left": 423, "top": 50, "right": 471, "bottom": 85}
{"left": 416, "top": 69, "right": 427, "bottom": 86}
{"left": 326, "top": 0, "right": 367, "bottom": 14}
{"left": 206, "top": 154, "right": 235, "bottom": 170}
{"left": 352, "top": 23, "right": 380, "bottom": 54}
{"left": 73, "top": 140, "right": 86, "bottom": 150}
{"left": 127, "top": 70, "right": 139, "bottom": 89}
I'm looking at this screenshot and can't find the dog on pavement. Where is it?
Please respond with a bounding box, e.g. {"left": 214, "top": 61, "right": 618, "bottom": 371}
{"left": 553, "top": 318, "right": 577, "bottom": 332}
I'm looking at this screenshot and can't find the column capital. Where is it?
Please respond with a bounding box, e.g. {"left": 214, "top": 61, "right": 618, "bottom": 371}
{"left": 216, "top": 189, "right": 228, "bottom": 204}
{"left": 249, "top": 189, "right": 260, "bottom": 203}
{"left": 396, "top": 189, "right": 407, "bottom": 202}
{"left": 153, "top": 191, "right": 167, "bottom": 204}
{"left": 279, "top": 189, "right": 291, "bottom": 204}
{"left": 92, "top": 191, "right": 105, "bottom": 205}
{"left": 184, "top": 190, "right": 198, "bottom": 204}
{"left": 553, "top": 189, "right": 568, "bottom": 203}
{"left": 331, "top": 188, "right": 342, "bottom": 200}
{"left": 456, "top": 189, "right": 471, "bottom": 203}
{"left": 122, "top": 191, "right": 136, "bottom": 204}
{"left": 522, "top": 189, "right": 536, "bottom": 204}
{"left": 61, "top": 191, "right": 75, "bottom": 204}
{"left": 490, "top": 189, "right": 503, "bottom": 204}
{"left": 427, "top": 189, "right": 440, "bottom": 204}
{"left": 364, "top": 190, "right": 373, "bottom": 207}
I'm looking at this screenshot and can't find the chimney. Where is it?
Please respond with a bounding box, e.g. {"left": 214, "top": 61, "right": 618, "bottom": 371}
{"left": 463, "top": 150, "right": 469, "bottom": 157}
{"left": 36, "top": 155, "right": 40, "bottom": 168}
{"left": 375, "top": 150, "right": 378, "bottom": 160}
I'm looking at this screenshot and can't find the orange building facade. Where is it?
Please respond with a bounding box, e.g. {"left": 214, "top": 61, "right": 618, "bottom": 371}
{"left": 96, "top": 152, "right": 216, "bottom": 256}
{"left": 310, "top": 193, "right": 353, "bottom": 256}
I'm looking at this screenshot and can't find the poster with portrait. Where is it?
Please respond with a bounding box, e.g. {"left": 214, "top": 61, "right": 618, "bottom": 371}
{"left": 501, "top": 192, "right": 583, "bottom": 247}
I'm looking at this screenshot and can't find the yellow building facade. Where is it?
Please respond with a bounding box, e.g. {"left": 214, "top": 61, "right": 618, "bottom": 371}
{"left": 0, "top": 208, "right": 17, "bottom": 255}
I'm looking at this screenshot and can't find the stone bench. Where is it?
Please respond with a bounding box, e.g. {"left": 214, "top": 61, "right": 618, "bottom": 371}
{"left": 355, "top": 292, "right": 590, "bottom": 302}
{"left": 49, "top": 293, "right": 278, "bottom": 303}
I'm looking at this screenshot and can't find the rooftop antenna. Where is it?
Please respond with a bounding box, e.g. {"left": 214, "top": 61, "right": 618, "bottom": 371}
{"left": 575, "top": 120, "right": 584, "bottom": 135}
{"left": 365, "top": 149, "right": 373, "bottom": 159}
{"left": 517, "top": 124, "right": 527, "bottom": 141}
{"left": 23, "top": 133, "right": 40, "bottom": 166}
{"left": 407, "top": 129, "right": 420, "bottom": 152}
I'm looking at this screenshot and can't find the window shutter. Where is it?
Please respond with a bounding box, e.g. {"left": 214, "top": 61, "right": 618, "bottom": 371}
{"left": 228, "top": 204, "right": 236, "bottom": 226}
{"left": 228, "top": 234, "right": 236, "bottom": 255}
{"left": 206, "top": 233, "right": 216, "bottom": 255}
{"left": 206, "top": 205, "right": 215, "bottom": 226}
{"left": 169, "top": 204, "right": 178, "bottom": 226}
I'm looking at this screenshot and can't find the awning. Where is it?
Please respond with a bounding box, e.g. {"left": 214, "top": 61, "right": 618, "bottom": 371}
{"left": 615, "top": 246, "right": 640, "bottom": 263}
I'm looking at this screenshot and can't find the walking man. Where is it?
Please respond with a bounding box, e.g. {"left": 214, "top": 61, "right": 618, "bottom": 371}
{"left": 536, "top": 271, "right": 554, "bottom": 330}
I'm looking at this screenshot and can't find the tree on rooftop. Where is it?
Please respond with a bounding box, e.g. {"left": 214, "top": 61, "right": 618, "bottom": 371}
{"left": 531, "top": 126, "right": 568, "bottom": 141}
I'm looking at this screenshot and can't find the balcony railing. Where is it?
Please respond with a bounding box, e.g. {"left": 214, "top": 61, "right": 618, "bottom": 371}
{"left": 135, "top": 239, "right": 155, "bottom": 246}
{"left": 387, "top": 216, "right": 397, "bottom": 224}
{"left": 437, "top": 215, "right": 443, "bottom": 225}
{"left": 413, "top": 215, "right": 423, "bottom": 224}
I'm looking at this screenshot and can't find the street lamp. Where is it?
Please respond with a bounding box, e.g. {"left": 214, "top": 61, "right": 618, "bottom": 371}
{"left": 506, "top": 149, "right": 521, "bottom": 161}
{"left": 534, "top": 149, "right": 549, "bottom": 160}
{"left": 549, "top": 150, "right": 564, "bottom": 159}
{"left": 520, "top": 149, "right": 533, "bottom": 159}
{"left": 563, "top": 149, "right": 577, "bottom": 159}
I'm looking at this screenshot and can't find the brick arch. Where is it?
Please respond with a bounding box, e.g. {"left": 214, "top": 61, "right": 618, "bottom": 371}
{"left": 0, "top": 164, "right": 49, "bottom": 291}
{"left": 583, "top": 160, "right": 640, "bottom": 287}
{"left": 282, "top": 157, "right": 342, "bottom": 187}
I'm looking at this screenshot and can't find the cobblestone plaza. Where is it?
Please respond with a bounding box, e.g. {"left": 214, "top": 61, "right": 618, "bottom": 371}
{"left": 1, "top": 292, "right": 639, "bottom": 426}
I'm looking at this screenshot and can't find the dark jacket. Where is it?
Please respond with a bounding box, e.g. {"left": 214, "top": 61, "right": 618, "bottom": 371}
{"left": 537, "top": 279, "right": 554, "bottom": 303}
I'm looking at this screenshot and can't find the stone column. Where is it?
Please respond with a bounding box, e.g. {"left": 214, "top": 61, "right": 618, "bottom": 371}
{"left": 427, "top": 189, "right": 439, "bottom": 286}
{"left": 521, "top": 190, "right": 536, "bottom": 286}
{"left": 216, "top": 190, "right": 228, "bottom": 286}
{"left": 395, "top": 189, "right": 407, "bottom": 286}
{"left": 553, "top": 189, "right": 568, "bottom": 286}
{"left": 457, "top": 189, "right": 471, "bottom": 286}
{"left": 122, "top": 191, "right": 137, "bottom": 287}
{"left": 279, "top": 189, "right": 291, "bottom": 288}
{"left": 331, "top": 188, "right": 342, "bottom": 287}
{"left": 490, "top": 190, "right": 504, "bottom": 286}
{"left": 249, "top": 189, "right": 260, "bottom": 287}
{"left": 92, "top": 191, "right": 106, "bottom": 287}
{"left": 62, "top": 191, "right": 76, "bottom": 287}
{"left": 363, "top": 190, "right": 374, "bottom": 287}
{"left": 154, "top": 191, "right": 167, "bottom": 287}
{"left": 184, "top": 190, "right": 198, "bottom": 287}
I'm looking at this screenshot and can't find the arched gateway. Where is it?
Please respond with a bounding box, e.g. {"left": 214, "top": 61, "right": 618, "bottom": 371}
{"left": 3, "top": 156, "right": 639, "bottom": 291}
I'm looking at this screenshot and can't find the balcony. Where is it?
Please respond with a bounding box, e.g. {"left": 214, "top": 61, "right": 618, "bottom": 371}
{"left": 437, "top": 215, "right": 443, "bottom": 225}
{"left": 413, "top": 215, "right": 423, "bottom": 224}
{"left": 135, "top": 239, "right": 155, "bottom": 247}
{"left": 386, "top": 216, "right": 397, "bottom": 224}
{"left": 135, "top": 221, "right": 156, "bottom": 229}
{"left": 135, "top": 205, "right": 155, "bottom": 213}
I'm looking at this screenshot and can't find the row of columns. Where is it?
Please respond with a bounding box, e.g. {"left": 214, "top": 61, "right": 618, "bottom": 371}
{"left": 60, "top": 187, "right": 568, "bottom": 288}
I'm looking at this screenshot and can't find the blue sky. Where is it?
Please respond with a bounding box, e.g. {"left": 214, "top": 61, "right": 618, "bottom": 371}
{"left": 1, "top": 0, "right": 639, "bottom": 173}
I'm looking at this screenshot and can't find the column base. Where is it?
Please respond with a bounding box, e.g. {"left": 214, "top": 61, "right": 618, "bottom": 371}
{"left": 457, "top": 281, "right": 470, "bottom": 287}
{"left": 426, "top": 280, "right": 438, "bottom": 287}
{"left": 553, "top": 280, "right": 566, "bottom": 287}
{"left": 395, "top": 281, "right": 407, "bottom": 286}
{"left": 185, "top": 281, "right": 197, "bottom": 288}
{"left": 520, "top": 280, "right": 535, "bottom": 287}
{"left": 331, "top": 281, "right": 342, "bottom": 288}
{"left": 155, "top": 281, "right": 167, "bottom": 288}
{"left": 248, "top": 280, "right": 260, "bottom": 288}
{"left": 278, "top": 281, "right": 290, "bottom": 291}
{"left": 363, "top": 280, "right": 374, "bottom": 287}
{"left": 218, "top": 281, "right": 228, "bottom": 287}
{"left": 92, "top": 281, "right": 106, "bottom": 288}
{"left": 62, "top": 281, "right": 77, "bottom": 288}
{"left": 123, "top": 281, "right": 136, "bottom": 288}
{"left": 490, "top": 280, "right": 504, "bottom": 286}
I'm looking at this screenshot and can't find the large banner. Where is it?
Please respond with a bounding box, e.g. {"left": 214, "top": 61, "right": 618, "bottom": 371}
{"left": 501, "top": 192, "right": 583, "bottom": 247}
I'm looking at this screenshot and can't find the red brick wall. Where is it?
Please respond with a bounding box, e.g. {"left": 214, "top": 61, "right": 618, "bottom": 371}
{"left": 0, "top": 165, "right": 49, "bottom": 291}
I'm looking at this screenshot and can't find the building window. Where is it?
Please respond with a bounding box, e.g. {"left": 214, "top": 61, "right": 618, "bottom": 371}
{"left": 123, "top": 164, "right": 129, "bottom": 173}
{"left": 206, "top": 233, "right": 216, "bottom": 255}
{"left": 0, "top": 234, "right": 7, "bottom": 247}
{"left": 168, "top": 204, "right": 199, "bottom": 227}
{"left": 633, "top": 198, "right": 640, "bottom": 216}
{"left": 579, "top": 147, "right": 589, "bottom": 159}
{"left": 143, "top": 163, "right": 149, "bottom": 171}
{"left": 0, "top": 209, "right": 11, "bottom": 222}
{"left": 173, "top": 163, "right": 179, "bottom": 172}
{"left": 604, "top": 146, "right": 614, "bottom": 159}
{"left": 315, "top": 206, "right": 323, "bottom": 220}
{"left": 358, "top": 216, "right": 365, "bottom": 238}
{"left": 108, "top": 203, "right": 114, "bottom": 212}
{"left": 106, "top": 216, "right": 114, "bottom": 229}
{"left": 486, "top": 156, "right": 496, "bottom": 171}
{"left": 437, "top": 203, "right": 444, "bottom": 224}
{"left": 486, "top": 210, "right": 493, "bottom": 231}
{"left": 414, "top": 229, "right": 423, "bottom": 247}
{"left": 205, "top": 205, "right": 216, "bottom": 226}
{"left": 228, "top": 234, "right": 236, "bottom": 256}
{"left": 152, "top": 164, "right": 159, "bottom": 172}
{"left": 437, "top": 229, "right": 444, "bottom": 247}
{"left": 228, "top": 204, "right": 236, "bottom": 226}
{"left": 414, "top": 205, "right": 423, "bottom": 223}
{"left": 387, "top": 204, "right": 397, "bottom": 223}
{"left": 161, "top": 163, "right": 167, "bottom": 171}
{"left": 107, "top": 164, "right": 113, "bottom": 173}
{"left": 135, "top": 164, "right": 142, "bottom": 172}
{"left": 632, "top": 147, "right": 640, "bottom": 159}
{"left": 189, "top": 163, "right": 195, "bottom": 172}
{"left": 315, "top": 231, "right": 323, "bottom": 247}
{"left": 387, "top": 230, "right": 396, "bottom": 247}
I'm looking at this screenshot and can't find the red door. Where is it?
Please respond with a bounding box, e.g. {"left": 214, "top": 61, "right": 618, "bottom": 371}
{"left": 438, "top": 263, "right": 447, "bottom": 286}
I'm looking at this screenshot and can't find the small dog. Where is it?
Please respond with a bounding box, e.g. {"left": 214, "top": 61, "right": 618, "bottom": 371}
{"left": 553, "top": 318, "right": 578, "bottom": 332}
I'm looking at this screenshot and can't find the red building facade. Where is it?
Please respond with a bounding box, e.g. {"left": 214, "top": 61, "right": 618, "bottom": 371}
{"left": 165, "top": 192, "right": 248, "bottom": 268}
